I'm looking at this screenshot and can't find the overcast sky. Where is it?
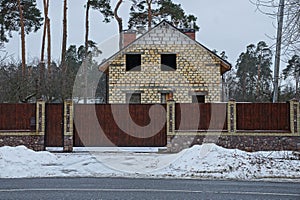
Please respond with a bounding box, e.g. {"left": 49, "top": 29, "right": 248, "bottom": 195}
{"left": 2, "top": 0, "right": 276, "bottom": 65}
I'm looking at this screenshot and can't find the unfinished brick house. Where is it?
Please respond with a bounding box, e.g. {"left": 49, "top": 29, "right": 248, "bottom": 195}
{"left": 99, "top": 20, "right": 232, "bottom": 104}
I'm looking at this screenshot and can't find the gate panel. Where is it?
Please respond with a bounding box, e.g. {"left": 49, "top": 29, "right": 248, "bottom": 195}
{"left": 175, "top": 103, "right": 228, "bottom": 131}
{"left": 74, "top": 104, "right": 167, "bottom": 147}
{"left": 236, "top": 103, "right": 290, "bottom": 131}
{"left": 45, "top": 104, "right": 63, "bottom": 147}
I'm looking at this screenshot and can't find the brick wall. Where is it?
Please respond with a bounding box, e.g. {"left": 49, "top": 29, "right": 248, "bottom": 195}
{"left": 0, "top": 135, "right": 45, "bottom": 151}
{"left": 108, "top": 22, "right": 222, "bottom": 104}
{"left": 167, "top": 135, "right": 300, "bottom": 152}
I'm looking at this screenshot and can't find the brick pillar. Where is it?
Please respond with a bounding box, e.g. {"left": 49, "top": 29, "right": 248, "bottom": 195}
{"left": 36, "top": 100, "right": 45, "bottom": 150}
{"left": 290, "top": 99, "right": 299, "bottom": 134}
{"left": 228, "top": 100, "right": 236, "bottom": 133}
{"left": 166, "top": 99, "right": 175, "bottom": 151}
{"left": 63, "top": 100, "right": 74, "bottom": 152}
{"left": 123, "top": 30, "right": 136, "bottom": 48}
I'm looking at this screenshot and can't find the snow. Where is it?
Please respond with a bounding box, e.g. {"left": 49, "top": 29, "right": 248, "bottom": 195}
{"left": 1, "top": 144, "right": 299, "bottom": 180}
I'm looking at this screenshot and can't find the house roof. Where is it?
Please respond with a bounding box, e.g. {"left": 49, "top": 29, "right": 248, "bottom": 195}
{"left": 99, "top": 20, "right": 232, "bottom": 74}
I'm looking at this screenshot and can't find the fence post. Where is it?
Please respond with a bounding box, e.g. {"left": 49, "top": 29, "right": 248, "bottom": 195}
{"left": 63, "top": 100, "right": 74, "bottom": 152}
{"left": 290, "top": 99, "right": 299, "bottom": 134}
{"left": 36, "top": 100, "right": 45, "bottom": 150}
{"left": 166, "top": 99, "right": 175, "bottom": 151}
{"left": 228, "top": 99, "right": 236, "bottom": 133}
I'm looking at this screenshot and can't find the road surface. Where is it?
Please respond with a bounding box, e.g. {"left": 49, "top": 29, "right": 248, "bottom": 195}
{"left": 0, "top": 177, "right": 299, "bottom": 199}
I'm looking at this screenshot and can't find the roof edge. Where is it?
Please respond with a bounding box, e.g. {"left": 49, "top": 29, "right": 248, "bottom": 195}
{"left": 99, "top": 20, "right": 232, "bottom": 73}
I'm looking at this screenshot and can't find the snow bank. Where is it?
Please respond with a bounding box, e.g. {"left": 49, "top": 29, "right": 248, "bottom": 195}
{"left": 0, "top": 146, "right": 58, "bottom": 178}
{"left": 0, "top": 144, "right": 299, "bottom": 180}
{"left": 156, "top": 144, "right": 300, "bottom": 179}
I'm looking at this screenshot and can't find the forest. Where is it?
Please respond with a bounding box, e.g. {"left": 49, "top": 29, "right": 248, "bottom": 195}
{"left": 0, "top": 0, "right": 299, "bottom": 103}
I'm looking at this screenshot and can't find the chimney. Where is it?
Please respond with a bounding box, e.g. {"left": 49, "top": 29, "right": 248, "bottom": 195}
{"left": 122, "top": 30, "right": 136, "bottom": 48}
{"left": 179, "top": 28, "right": 196, "bottom": 40}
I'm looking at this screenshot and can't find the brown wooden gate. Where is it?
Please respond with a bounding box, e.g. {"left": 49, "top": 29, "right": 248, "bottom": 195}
{"left": 45, "top": 104, "right": 63, "bottom": 147}
{"left": 74, "top": 104, "right": 167, "bottom": 147}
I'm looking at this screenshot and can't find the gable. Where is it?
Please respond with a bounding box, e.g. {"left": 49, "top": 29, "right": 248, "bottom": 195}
{"left": 134, "top": 21, "right": 195, "bottom": 46}
{"left": 99, "top": 20, "right": 232, "bottom": 74}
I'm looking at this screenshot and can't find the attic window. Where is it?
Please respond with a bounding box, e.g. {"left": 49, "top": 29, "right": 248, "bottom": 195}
{"left": 161, "top": 54, "right": 176, "bottom": 71}
{"left": 126, "top": 54, "right": 141, "bottom": 71}
{"left": 126, "top": 93, "right": 141, "bottom": 104}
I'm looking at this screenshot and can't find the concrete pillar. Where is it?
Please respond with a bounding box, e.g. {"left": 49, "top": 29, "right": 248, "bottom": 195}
{"left": 63, "top": 100, "right": 74, "bottom": 152}
{"left": 228, "top": 100, "right": 236, "bottom": 133}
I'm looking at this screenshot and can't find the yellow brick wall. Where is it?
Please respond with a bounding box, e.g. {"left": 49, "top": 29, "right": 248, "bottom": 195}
{"left": 108, "top": 43, "right": 221, "bottom": 104}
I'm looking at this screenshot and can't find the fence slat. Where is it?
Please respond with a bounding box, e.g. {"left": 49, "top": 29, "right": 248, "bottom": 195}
{"left": 45, "top": 104, "right": 63, "bottom": 147}
{"left": 0, "top": 104, "right": 35, "bottom": 130}
{"left": 175, "top": 103, "right": 228, "bottom": 131}
{"left": 74, "top": 104, "right": 166, "bottom": 147}
{"left": 236, "top": 103, "right": 290, "bottom": 131}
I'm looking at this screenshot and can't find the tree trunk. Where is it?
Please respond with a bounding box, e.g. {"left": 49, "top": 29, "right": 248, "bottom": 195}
{"left": 40, "top": 21, "right": 46, "bottom": 63}
{"left": 17, "top": 0, "right": 26, "bottom": 77}
{"left": 85, "top": 1, "right": 90, "bottom": 58}
{"left": 39, "top": 0, "right": 49, "bottom": 100}
{"left": 296, "top": 74, "right": 299, "bottom": 100}
{"left": 114, "top": 0, "right": 123, "bottom": 50}
{"left": 61, "top": 0, "right": 67, "bottom": 72}
{"left": 44, "top": 0, "right": 51, "bottom": 69}
{"left": 40, "top": 0, "right": 48, "bottom": 63}
{"left": 84, "top": 0, "right": 91, "bottom": 104}
{"left": 242, "top": 75, "right": 246, "bottom": 101}
{"left": 147, "top": 0, "right": 152, "bottom": 30}
{"left": 61, "top": 0, "right": 67, "bottom": 101}
{"left": 47, "top": 17, "right": 51, "bottom": 68}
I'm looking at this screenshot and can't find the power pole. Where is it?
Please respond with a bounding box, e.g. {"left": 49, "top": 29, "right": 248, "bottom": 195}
{"left": 273, "top": 0, "right": 285, "bottom": 102}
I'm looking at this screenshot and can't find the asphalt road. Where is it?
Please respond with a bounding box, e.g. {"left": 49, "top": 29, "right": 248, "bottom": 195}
{"left": 0, "top": 177, "right": 299, "bottom": 200}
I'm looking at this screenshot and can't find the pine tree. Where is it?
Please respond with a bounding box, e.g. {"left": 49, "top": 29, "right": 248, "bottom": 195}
{"left": 235, "top": 42, "right": 273, "bottom": 102}
{"left": 282, "top": 55, "right": 300, "bottom": 99}
{"left": 128, "top": 0, "right": 199, "bottom": 31}
{"left": 84, "top": 0, "right": 113, "bottom": 103}
{"left": 0, "top": 0, "right": 43, "bottom": 77}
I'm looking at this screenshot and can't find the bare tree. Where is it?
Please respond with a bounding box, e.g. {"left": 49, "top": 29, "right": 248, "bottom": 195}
{"left": 38, "top": 0, "right": 51, "bottom": 99}
{"left": 251, "top": 0, "right": 299, "bottom": 55}
{"left": 47, "top": 12, "right": 51, "bottom": 70}
{"left": 114, "top": 0, "right": 123, "bottom": 50}
{"left": 41, "top": 0, "right": 48, "bottom": 63}
{"left": 250, "top": 0, "right": 300, "bottom": 102}
{"left": 40, "top": 0, "right": 51, "bottom": 69}
{"left": 61, "top": 0, "right": 67, "bottom": 72}
{"left": 83, "top": 0, "right": 113, "bottom": 103}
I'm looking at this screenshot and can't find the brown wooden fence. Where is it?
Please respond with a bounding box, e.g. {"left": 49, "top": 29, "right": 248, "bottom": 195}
{"left": 175, "top": 103, "right": 228, "bottom": 131}
{"left": 0, "top": 104, "right": 36, "bottom": 131}
{"left": 45, "top": 104, "right": 63, "bottom": 147}
{"left": 236, "top": 103, "right": 290, "bottom": 131}
{"left": 0, "top": 102, "right": 294, "bottom": 148}
{"left": 74, "top": 104, "right": 167, "bottom": 147}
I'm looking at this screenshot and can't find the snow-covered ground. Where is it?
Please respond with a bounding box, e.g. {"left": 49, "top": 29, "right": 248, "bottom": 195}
{"left": 0, "top": 144, "right": 299, "bottom": 181}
